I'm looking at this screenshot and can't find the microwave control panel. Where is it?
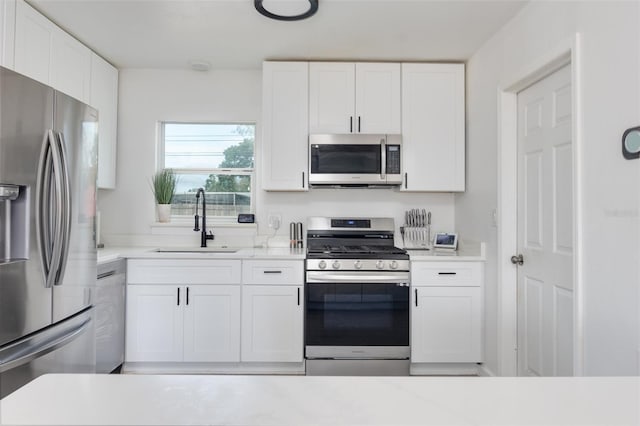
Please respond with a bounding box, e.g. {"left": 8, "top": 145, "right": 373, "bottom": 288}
{"left": 386, "top": 145, "right": 401, "bottom": 174}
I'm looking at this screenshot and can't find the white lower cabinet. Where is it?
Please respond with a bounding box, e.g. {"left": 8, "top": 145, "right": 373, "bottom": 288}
{"left": 125, "top": 258, "right": 304, "bottom": 370}
{"left": 241, "top": 260, "right": 304, "bottom": 363}
{"left": 411, "top": 261, "right": 483, "bottom": 364}
{"left": 125, "top": 284, "right": 240, "bottom": 363}
{"left": 183, "top": 285, "right": 241, "bottom": 362}
{"left": 241, "top": 285, "right": 303, "bottom": 362}
{"left": 125, "top": 285, "right": 184, "bottom": 362}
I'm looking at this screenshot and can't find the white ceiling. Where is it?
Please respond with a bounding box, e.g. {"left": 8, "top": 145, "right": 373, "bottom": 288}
{"left": 28, "top": 0, "right": 529, "bottom": 70}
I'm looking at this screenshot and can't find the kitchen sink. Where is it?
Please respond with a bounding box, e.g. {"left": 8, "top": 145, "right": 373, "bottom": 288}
{"left": 153, "top": 247, "right": 238, "bottom": 253}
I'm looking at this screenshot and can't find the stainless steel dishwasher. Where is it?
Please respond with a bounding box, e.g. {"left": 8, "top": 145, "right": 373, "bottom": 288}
{"left": 96, "top": 259, "right": 126, "bottom": 373}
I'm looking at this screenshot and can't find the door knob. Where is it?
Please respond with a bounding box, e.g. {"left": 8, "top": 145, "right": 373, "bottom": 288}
{"left": 511, "top": 254, "right": 524, "bottom": 265}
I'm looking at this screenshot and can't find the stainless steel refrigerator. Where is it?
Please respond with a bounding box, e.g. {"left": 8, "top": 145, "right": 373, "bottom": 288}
{"left": 0, "top": 66, "right": 97, "bottom": 398}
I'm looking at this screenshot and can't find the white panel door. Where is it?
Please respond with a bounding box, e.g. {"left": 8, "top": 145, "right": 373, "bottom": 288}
{"left": 516, "top": 64, "right": 573, "bottom": 376}
{"left": 125, "top": 285, "right": 183, "bottom": 362}
{"left": 411, "top": 286, "right": 482, "bottom": 363}
{"left": 183, "top": 285, "right": 241, "bottom": 362}
{"left": 241, "top": 285, "right": 303, "bottom": 362}
{"left": 14, "top": 0, "right": 54, "bottom": 85}
{"left": 261, "top": 61, "right": 309, "bottom": 191}
{"left": 401, "top": 63, "right": 465, "bottom": 191}
{"left": 309, "top": 62, "right": 355, "bottom": 134}
{"left": 355, "top": 63, "right": 401, "bottom": 134}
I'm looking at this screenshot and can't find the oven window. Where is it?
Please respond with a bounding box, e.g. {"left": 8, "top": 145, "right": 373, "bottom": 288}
{"left": 305, "top": 283, "right": 409, "bottom": 346}
{"left": 310, "top": 144, "right": 381, "bottom": 174}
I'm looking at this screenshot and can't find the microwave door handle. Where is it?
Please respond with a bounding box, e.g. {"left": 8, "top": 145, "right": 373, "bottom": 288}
{"left": 380, "top": 137, "right": 386, "bottom": 180}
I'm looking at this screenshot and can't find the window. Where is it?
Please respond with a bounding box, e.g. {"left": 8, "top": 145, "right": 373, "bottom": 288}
{"left": 160, "top": 123, "right": 255, "bottom": 221}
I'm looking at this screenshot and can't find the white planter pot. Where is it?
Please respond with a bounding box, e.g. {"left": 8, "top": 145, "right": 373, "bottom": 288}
{"left": 156, "top": 204, "right": 172, "bottom": 223}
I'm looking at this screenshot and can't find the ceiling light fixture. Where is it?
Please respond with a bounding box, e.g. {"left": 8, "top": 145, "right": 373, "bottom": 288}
{"left": 254, "top": 0, "right": 318, "bottom": 21}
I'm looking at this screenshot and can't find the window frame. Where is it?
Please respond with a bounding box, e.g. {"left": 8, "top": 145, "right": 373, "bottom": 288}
{"left": 157, "top": 121, "right": 256, "bottom": 224}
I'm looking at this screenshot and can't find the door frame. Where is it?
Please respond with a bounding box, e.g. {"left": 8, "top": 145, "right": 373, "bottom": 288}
{"left": 496, "top": 33, "right": 584, "bottom": 376}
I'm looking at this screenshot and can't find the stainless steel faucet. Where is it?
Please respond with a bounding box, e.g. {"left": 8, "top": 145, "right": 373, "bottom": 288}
{"left": 193, "top": 188, "right": 214, "bottom": 247}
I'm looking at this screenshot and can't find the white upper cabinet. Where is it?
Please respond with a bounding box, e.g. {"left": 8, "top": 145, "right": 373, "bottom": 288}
{"left": 14, "top": 0, "right": 91, "bottom": 103}
{"left": 50, "top": 29, "right": 91, "bottom": 103}
{"left": 14, "top": 0, "right": 52, "bottom": 84}
{"left": 90, "top": 53, "right": 119, "bottom": 189}
{"left": 0, "top": 0, "right": 16, "bottom": 69}
{"left": 355, "top": 63, "right": 401, "bottom": 134}
{"left": 401, "top": 63, "right": 465, "bottom": 192}
{"left": 309, "top": 62, "right": 401, "bottom": 134}
{"left": 261, "top": 61, "right": 309, "bottom": 191}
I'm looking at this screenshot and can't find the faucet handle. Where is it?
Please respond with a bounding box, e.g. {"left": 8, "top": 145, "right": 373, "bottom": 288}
{"left": 206, "top": 231, "right": 214, "bottom": 241}
{"left": 194, "top": 214, "right": 200, "bottom": 231}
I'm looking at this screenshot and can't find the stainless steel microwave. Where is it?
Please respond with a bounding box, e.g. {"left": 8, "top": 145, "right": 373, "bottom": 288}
{"left": 308, "top": 134, "right": 402, "bottom": 187}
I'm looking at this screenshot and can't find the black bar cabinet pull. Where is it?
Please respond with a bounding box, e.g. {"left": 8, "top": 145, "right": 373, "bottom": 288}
{"left": 177, "top": 287, "right": 180, "bottom": 306}
{"left": 302, "top": 172, "right": 305, "bottom": 188}
{"left": 438, "top": 272, "right": 457, "bottom": 275}
{"left": 404, "top": 172, "right": 408, "bottom": 189}
{"left": 358, "top": 116, "right": 361, "bottom": 132}
{"left": 350, "top": 116, "right": 353, "bottom": 133}
{"left": 263, "top": 270, "right": 282, "bottom": 274}
{"left": 186, "top": 287, "right": 190, "bottom": 305}
{"left": 414, "top": 288, "right": 418, "bottom": 307}
{"left": 297, "top": 287, "right": 300, "bottom": 305}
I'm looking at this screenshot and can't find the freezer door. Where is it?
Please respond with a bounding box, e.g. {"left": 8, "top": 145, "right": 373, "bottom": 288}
{"left": 52, "top": 91, "right": 98, "bottom": 322}
{"left": 0, "top": 67, "right": 54, "bottom": 346}
{"left": 0, "top": 307, "right": 95, "bottom": 398}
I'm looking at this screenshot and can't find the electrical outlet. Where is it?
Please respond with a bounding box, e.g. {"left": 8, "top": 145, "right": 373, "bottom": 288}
{"left": 268, "top": 213, "right": 281, "bottom": 231}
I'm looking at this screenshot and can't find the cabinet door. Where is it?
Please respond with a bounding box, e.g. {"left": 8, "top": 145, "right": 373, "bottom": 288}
{"left": 0, "top": 0, "right": 16, "bottom": 69}
{"left": 50, "top": 28, "right": 91, "bottom": 103}
{"left": 241, "top": 285, "right": 303, "bottom": 362}
{"left": 411, "top": 286, "right": 481, "bottom": 363}
{"left": 125, "top": 285, "right": 183, "bottom": 362}
{"left": 261, "top": 61, "right": 309, "bottom": 191}
{"left": 14, "top": 0, "right": 54, "bottom": 85}
{"left": 401, "top": 63, "right": 465, "bottom": 191}
{"left": 91, "top": 53, "right": 119, "bottom": 189}
{"left": 183, "top": 285, "right": 241, "bottom": 362}
{"left": 309, "top": 62, "right": 355, "bottom": 134}
{"left": 355, "top": 63, "right": 401, "bottom": 134}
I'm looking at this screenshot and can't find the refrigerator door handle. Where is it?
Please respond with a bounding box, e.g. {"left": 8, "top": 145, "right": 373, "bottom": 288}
{"left": 0, "top": 316, "right": 91, "bottom": 373}
{"left": 36, "top": 131, "right": 52, "bottom": 277}
{"left": 53, "top": 132, "right": 72, "bottom": 286}
{"left": 36, "top": 130, "right": 64, "bottom": 288}
{"left": 47, "top": 130, "right": 65, "bottom": 288}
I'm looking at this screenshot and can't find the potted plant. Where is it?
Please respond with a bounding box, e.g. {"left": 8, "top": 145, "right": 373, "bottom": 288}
{"left": 151, "top": 169, "right": 177, "bottom": 223}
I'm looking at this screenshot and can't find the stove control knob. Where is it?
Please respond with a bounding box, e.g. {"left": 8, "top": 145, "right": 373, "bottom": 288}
{"left": 389, "top": 261, "right": 399, "bottom": 270}
{"left": 376, "top": 260, "right": 385, "bottom": 270}
{"left": 318, "top": 260, "right": 327, "bottom": 270}
{"left": 354, "top": 260, "right": 363, "bottom": 270}
{"left": 332, "top": 261, "right": 341, "bottom": 270}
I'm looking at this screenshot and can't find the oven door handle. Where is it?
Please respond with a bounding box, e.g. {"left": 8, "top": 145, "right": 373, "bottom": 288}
{"left": 306, "top": 271, "right": 410, "bottom": 284}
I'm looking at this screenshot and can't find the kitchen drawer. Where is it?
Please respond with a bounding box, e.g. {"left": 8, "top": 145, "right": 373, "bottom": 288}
{"left": 411, "top": 261, "right": 482, "bottom": 287}
{"left": 242, "top": 260, "right": 303, "bottom": 285}
{"left": 127, "top": 259, "right": 241, "bottom": 285}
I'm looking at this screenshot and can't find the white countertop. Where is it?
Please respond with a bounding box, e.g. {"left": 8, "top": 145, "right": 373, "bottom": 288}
{"left": 1, "top": 374, "right": 638, "bottom": 425}
{"left": 407, "top": 241, "right": 485, "bottom": 261}
{"left": 98, "top": 246, "right": 306, "bottom": 264}
{"left": 98, "top": 243, "right": 484, "bottom": 264}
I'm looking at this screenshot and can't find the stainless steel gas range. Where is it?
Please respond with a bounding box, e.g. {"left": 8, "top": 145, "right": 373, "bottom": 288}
{"left": 305, "top": 217, "right": 410, "bottom": 376}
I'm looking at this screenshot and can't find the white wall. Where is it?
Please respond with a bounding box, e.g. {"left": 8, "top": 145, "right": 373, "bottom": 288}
{"left": 99, "top": 68, "right": 456, "bottom": 246}
{"left": 458, "top": 1, "right": 640, "bottom": 375}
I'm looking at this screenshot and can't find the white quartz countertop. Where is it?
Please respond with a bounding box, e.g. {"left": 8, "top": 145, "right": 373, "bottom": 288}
{"left": 1, "top": 374, "right": 638, "bottom": 425}
{"left": 98, "top": 246, "right": 306, "bottom": 264}
{"left": 407, "top": 242, "right": 485, "bottom": 261}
